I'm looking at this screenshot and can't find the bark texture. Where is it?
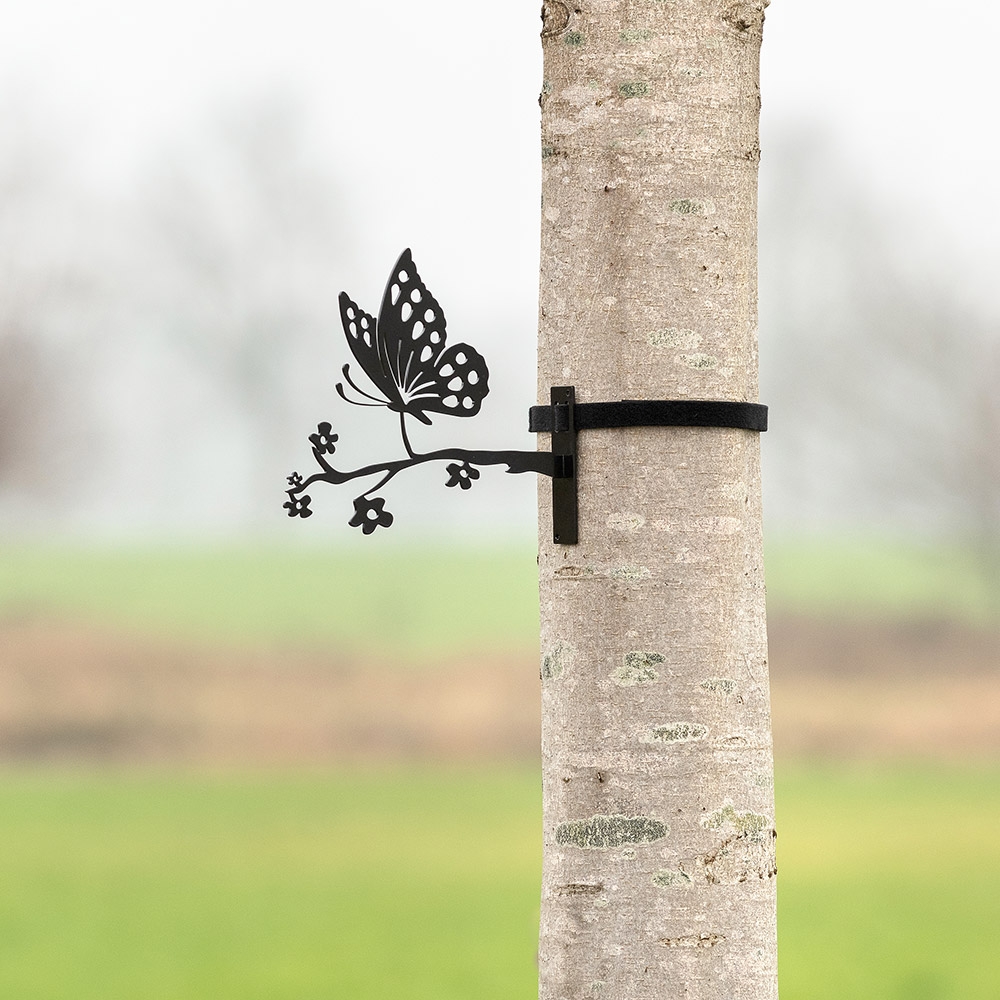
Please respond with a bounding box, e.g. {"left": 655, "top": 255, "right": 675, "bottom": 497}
{"left": 536, "top": 2, "right": 776, "bottom": 998}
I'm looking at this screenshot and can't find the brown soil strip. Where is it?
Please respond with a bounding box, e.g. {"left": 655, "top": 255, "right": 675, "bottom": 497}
{"left": 1, "top": 615, "right": 997, "bottom": 763}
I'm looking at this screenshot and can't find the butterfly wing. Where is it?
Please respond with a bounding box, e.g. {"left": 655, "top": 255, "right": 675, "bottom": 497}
{"left": 375, "top": 249, "right": 489, "bottom": 422}
{"left": 338, "top": 292, "right": 402, "bottom": 407}
{"left": 411, "top": 343, "right": 490, "bottom": 418}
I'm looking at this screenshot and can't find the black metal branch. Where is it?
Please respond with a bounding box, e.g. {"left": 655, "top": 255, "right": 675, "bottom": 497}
{"left": 289, "top": 445, "right": 555, "bottom": 495}
{"left": 358, "top": 468, "right": 398, "bottom": 499}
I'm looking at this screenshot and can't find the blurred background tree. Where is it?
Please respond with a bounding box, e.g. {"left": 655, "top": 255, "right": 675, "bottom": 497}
{"left": 761, "top": 128, "right": 1000, "bottom": 607}
{"left": 0, "top": 111, "right": 99, "bottom": 528}
{"left": 135, "top": 98, "right": 352, "bottom": 523}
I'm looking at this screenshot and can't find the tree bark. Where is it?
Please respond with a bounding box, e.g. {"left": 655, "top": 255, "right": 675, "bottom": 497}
{"left": 536, "top": 2, "right": 776, "bottom": 998}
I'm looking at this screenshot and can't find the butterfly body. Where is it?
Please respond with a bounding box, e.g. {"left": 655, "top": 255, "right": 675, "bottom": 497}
{"left": 338, "top": 249, "right": 489, "bottom": 425}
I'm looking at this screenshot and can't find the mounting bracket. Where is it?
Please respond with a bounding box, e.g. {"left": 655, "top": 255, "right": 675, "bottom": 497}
{"left": 548, "top": 386, "right": 578, "bottom": 545}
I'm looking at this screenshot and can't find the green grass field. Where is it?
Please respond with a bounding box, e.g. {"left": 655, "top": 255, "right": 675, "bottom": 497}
{"left": 777, "top": 763, "right": 1000, "bottom": 1000}
{"left": 0, "top": 764, "right": 998, "bottom": 999}
{"left": 1, "top": 541, "right": 997, "bottom": 997}
{"left": 764, "top": 539, "right": 999, "bottom": 624}
{"left": 0, "top": 545, "right": 540, "bottom": 658}
{"left": 1, "top": 538, "right": 995, "bottom": 659}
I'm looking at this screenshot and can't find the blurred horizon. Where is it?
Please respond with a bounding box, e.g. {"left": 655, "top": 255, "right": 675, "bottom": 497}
{"left": 1, "top": 0, "right": 998, "bottom": 550}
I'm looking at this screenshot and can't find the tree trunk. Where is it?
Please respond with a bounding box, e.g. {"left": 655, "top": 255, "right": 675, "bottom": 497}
{"left": 536, "top": 3, "right": 776, "bottom": 998}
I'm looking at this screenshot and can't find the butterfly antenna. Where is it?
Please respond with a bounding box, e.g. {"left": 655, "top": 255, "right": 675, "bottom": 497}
{"left": 336, "top": 383, "right": 386, "bottom": 408}
{"left": 337, "top": 364, "right": 388, "bottom": 406}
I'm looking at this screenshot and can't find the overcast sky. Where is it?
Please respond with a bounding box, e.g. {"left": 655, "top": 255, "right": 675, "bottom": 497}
{"left": 2, "top": 0, "right": 996, "bottom": 538}
{"left": 4, "top": 0, "right": 997, "bottom": 289}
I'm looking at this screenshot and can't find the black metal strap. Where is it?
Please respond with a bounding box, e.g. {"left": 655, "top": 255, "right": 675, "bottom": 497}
{"left": 529, "top": 399, "right": 767, "bottom": 434}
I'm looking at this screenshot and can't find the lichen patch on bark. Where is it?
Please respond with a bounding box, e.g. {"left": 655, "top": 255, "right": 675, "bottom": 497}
{"left": 653, "top": 869, "right": 693, "bottom": 887}
{"left": 649, "top": 326, "right": 701, "bottom": 350}
{"left": 555, "top": 814, "right": 668, "bottom": 849}
{"left": 698, "top": 801, "right": 777, "bottom": 885}
{"left": 661, "top": 932, "right": 726, "bottom": 948}
{"left": 702, "top": 802, "right": 769, "bottom": 840}
{"left": 702, "top": 677, "right": 738, "bottom": 695}
{"left": 668, "top": 198, "right": 715, "bottom": 215}
{"left": 651, "top": 722, "right": 707, "bottom": 743}
{"left": 618, "top": 80, "right": 650, "bottom": 98}
{"left": 613, "top": 651, "right": 664, "bottom": 685}
{"left": 555, "top": 881, "right": 605, "bottom": 896}
{"left": 542, "top": 641, "right": 574, "bottom": 681}
{"left": 679, "top": 352, "right": 719, "bottom": 370}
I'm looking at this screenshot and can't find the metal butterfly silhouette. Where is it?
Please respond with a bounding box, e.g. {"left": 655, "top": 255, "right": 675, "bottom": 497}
{"left": 287, "top": 249, "right": 765, "bottom": 541}
{"left": 336, "top": 249, "right": 490, "bottom": 424}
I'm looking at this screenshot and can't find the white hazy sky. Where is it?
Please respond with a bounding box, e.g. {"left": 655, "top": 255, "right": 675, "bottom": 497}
{"left": 4, "top": 0, "right": 998, "bottom": 291}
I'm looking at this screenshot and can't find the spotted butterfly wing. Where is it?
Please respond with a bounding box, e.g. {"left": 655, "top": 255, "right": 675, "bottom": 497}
{"left": 338, "top": 294, "right": 401, "bottom": 409}
{"left": 338, "top": 249, "right": 490, "bottom": 425}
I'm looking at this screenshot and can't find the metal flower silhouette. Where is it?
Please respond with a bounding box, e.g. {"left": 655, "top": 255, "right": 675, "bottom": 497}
{"left": 445, "top": 461, "right": 480, "bottom": 490}
{"left": 348, "top": 495, "right": 394, "bottom": 534}
{"left": 308, "top": 422, "right": 338, "bottom": 454}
